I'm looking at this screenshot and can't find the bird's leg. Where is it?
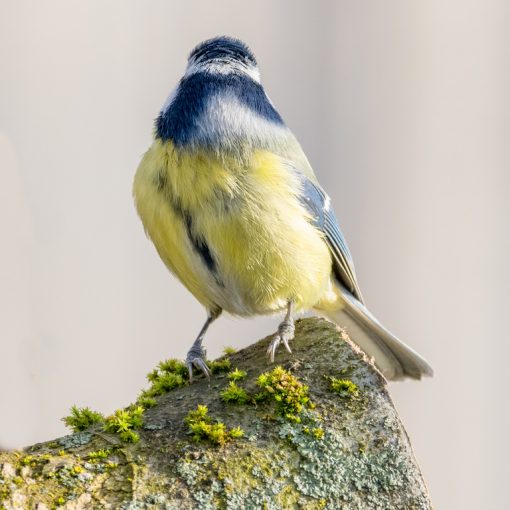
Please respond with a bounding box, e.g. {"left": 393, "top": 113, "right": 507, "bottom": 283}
{"left": 267, "top": 301, "right": 295, "bottom": 363}
{"left": 185, "top": 308, "right": 221, "bottom": 383}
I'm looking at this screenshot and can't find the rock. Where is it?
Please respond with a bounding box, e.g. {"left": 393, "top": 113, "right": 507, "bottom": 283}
{"left": 0, "top": 318, "right": 433, "bottom": 509}
{"left": 0, "top": 463, "right": 15, "bottom": 479}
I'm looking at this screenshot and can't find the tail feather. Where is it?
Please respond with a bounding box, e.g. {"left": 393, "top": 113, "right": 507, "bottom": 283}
{"left": 321, "top": 290, "right": 433, "bottom": 381}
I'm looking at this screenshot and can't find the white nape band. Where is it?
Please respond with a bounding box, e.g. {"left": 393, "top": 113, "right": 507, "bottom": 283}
{"left": 185, "top": 60, "right": 261, "bottom": 83}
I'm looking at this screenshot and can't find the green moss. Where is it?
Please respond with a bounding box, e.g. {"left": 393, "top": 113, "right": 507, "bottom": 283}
{"left": 0, "top": 485, "right": 12, "bottom": 502}
{"left": 142, "top": 358, "right": 188, "bottom": 403}
{"left": 303, "top": 427, "right": 325, "bottom": 440}
{"left": 222, "top": 346, "right": 237, "bottom": 355}
{"left": 104, "top": 406, "right": 144, "bottom": 443}
{"left": 62, "top": 406, "right": 104, "bottom": 432}
{"left": 184, "top": 405, "right": 244, "bottom": 446}
{"left": 191, "top": 420, "right": 228, "bottom": 445}
{"left": 59, "top": 352, "right": 239, "bottom": 452}
{"left": 118, "top": 430, "right": 140, "bottom": 443}
{"left": 157, "top": 358, "right": 188, "bottom": 377}
{"left": 85, "top": 449, "right": 111, "bottom": 462}
{"left": 145, "top": 372, "right": 184, "bottom": 397}
{"left": 228, "top": 426, "right": 244, "bottom": 439}
{"left": 257, "top": 366, "right": 311, "bottom": 422}
{"left": 59, "top": 352, "right": 237, "bottom": 453}
{"left": 328, "top": 376, "right": 359, "bottom": 398}
{"left": 185, "top": 404, "right": 209, "bottom": 423}
{"left": 220, "top": 381, "right": 250, "bottom": 404}
{"left": 208, "top": 358, "right": 231, "bottom": 374}
{"left": 136, "top": 394, "right": 157, "bottom": 408}
{"left": 20, "top": 454, "right": 36, "bottom": 466}
{"left": 227, "top": 367, "right": 247, "bottom": 381}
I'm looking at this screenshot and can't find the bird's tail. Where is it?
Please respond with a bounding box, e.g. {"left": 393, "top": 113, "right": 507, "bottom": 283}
{"left": 320, "top": 290, "right": 433, "bottom": 381}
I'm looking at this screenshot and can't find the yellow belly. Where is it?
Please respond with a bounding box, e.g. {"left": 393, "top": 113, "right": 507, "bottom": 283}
{"left": 133, "top": 140, "right": 335, "bottom": 315}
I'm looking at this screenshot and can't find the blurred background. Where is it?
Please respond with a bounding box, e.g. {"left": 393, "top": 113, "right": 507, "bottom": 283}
{"left": 1, "top": 1, "right": 508, "bottom": 508}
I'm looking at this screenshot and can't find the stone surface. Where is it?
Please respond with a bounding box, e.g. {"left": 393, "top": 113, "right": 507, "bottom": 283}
{"left": 0, "top": 318, "right": 433, "bottom": 509}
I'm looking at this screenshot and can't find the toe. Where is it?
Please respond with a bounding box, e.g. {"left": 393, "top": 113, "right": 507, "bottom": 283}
{"left": 186, "top": 357, "right": 211, "bottom": 383}
{"left": 282, "top": 337, "right": 292, "bottom": 354}
{"left": 186, "top": 361, "right": 194, "bottom": 383}
{"left": 266, "top": 342, "right": 274, "bottom": 363}
{"left": 193, "top": 357, "right": 211, "bottom": 380}
{"left": 267, "top": 336, "right": 281, "bottom": 363}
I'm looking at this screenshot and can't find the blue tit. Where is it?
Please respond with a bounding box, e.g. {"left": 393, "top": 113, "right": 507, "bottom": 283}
{"left": 133, "top": 36, "right": 433, "bottom": 382}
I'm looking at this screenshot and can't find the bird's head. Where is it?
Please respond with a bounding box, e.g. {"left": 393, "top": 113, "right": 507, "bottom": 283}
{"left": 184, "top": 36, "right": 260, "bottom": 82}
{"left": 156, "top": 36, "right": 285, "bottom": 149}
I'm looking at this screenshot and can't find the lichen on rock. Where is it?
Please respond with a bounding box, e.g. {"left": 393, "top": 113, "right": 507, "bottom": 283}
{"left": 0, "top": 317, "right": 432, "bottom": 509}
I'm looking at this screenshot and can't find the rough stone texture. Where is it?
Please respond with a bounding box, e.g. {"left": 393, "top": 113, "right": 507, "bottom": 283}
{"left": 0, "top": 318, "right": 433, "bottom": 509}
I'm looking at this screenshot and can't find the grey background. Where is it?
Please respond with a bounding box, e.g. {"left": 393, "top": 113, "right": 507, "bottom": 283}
{"left": 1, "top": 1, "right": 508, "bottom": 508}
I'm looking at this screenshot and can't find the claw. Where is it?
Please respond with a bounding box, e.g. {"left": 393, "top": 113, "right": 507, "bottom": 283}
{"left": 186, "top": 343, "right": 210, "bottom": 383}
{"left": 266, "top": 318, "right": 295, "bottom": 363}
{"left": 186, "top": 357, "right": 211, "bottom": 383}
{"left": 266, "top": 338, "right": 278, "bottom": 363}
{"left": 184, "top": 311, "right": 221, "bottom": 383}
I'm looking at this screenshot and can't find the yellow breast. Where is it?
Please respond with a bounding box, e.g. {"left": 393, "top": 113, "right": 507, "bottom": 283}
{"left": 133, "top": 140, "right": 334, "bottom": 315}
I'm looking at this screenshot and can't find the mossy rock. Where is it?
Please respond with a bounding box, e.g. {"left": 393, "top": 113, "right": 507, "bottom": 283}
{"left": 0, "top": 318, "right": 432, "bottom": 509}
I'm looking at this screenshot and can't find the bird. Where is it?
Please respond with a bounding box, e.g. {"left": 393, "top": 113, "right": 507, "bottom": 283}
{"left": 133, "top": 36, "right": 433, "bottom": 382}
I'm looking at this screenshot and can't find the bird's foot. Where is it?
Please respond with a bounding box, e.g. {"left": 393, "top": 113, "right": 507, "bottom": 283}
{"left": 266, "top": 318, "right": 295, "bottom": 363}
{"left": 185, "top": 342, "right": 211, "bottom": 383}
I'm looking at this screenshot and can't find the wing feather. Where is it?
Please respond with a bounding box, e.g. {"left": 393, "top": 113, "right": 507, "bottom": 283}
{"left": 296, "top": 171, "right": 364, "bottom": 303}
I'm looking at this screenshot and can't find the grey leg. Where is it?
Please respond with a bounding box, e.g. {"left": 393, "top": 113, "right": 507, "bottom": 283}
{"left": 185, "top": 308, "right": 221, "bottom": 382}
{"left": 267, "top": 301, "right": 295, "bottom": 363}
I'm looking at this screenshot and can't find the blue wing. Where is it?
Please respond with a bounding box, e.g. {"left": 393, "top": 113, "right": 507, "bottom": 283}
{"left": 297, "top": 174, "right": 365, "bottom": 304}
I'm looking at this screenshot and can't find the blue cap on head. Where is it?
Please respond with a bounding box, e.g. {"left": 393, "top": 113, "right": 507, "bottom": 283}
{"left": 188, "top": 36, "right": 257, "bottom": 68}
